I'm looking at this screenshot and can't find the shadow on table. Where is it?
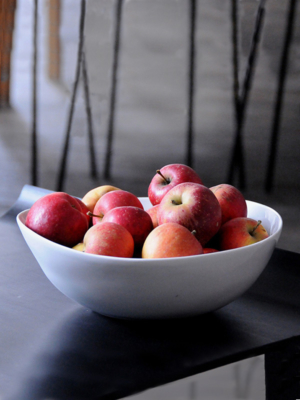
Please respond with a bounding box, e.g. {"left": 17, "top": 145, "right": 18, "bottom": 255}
{"left": 6, "top": 306, "right": 249, "bottom": 400}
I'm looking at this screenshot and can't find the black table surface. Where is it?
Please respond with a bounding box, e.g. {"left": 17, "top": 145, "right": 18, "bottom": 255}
{"left": 1, "top": 185, "right": 300, "bottom": 400}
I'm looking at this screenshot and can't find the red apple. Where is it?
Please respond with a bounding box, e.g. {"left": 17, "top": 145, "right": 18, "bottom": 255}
{"left": 146, "top": 205, "right": 159, "bottom": 229}
{"left": 157, "top": 182, "right": 222, "bottom": 246}
{"left": 91, "top": 190, "right": 143, "bottom": 224}
{"left": 203, "top": 248, "right": 219, "bottom": 254}
{"left": 84, "top": 221, "right": 134, "bottom": 257}
{"left": 210, "top": 183, "right": 247, "bottom": 225}
{"left": 25, "top": 192, "right": 90, "bottom": 247}
{"left": 142, "top": 222, "right": 203, "bottom": 259}
{"left": 102, "top": 206, "right": 153, "bottom": 248}
{"left": 217, "top": 217, "right": 269, "bottom": 250}
{"left": 82, "top": 185, "right": 121, "bottom": 213}
{"left": 148, "top": 163, "right": 203, "bottom": 205}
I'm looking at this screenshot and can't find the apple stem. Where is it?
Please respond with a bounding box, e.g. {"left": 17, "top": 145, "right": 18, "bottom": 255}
{"left": 156, "top": 169, "right": 169, "bottom": 184}
{"left": 191, "top": 230, "right": 197, "bottom": 236}
{"left": 252, "top": 220, "right": 262, "bottom": 235}
{"left": 87, "top": 211, "right": 104, "bottom": 219}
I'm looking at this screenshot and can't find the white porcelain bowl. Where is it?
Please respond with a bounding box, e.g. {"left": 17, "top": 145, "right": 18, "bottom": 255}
{"left": 17, "top": 198, "right": 282, "bottom": 319}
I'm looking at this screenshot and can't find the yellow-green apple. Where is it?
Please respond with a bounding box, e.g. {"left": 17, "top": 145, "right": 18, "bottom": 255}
{"left": 84, "top": 221, "right": 134, "bottom": 257}
{"left": 210, "top": 183, "right": 247, "bottom": 225}
{"left": 146, "top": 205, "right": 159, "bottom": 229}
{"left": 217, "top": 217, "right": 269, "bottom": 250}
{"left": 157, "top": 182, "right": 222, "bottom": 246}
{"left": 25, "top": 192, "right": 90, "bottom": 247}
{"left": 102, "top": 206, "right": 153, "bottom": 248}
{"left": 142, "top": 222, "right": 203, "bottom": 259}
{"left": 82, "top": 185, "right": 120, "bottom": 213}
{"left": 91, "top": 190, "right": 144, "bottom": 225}
{"left": 73, "top": 242, "right": 85, "bottom": 251}
{"left": 148, "top": 163, "right": 203, "bottom": 205}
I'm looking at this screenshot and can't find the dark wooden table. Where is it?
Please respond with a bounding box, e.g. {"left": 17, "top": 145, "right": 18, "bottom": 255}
{"left": 1, "top": 185, "right": 300, "bottom": 400}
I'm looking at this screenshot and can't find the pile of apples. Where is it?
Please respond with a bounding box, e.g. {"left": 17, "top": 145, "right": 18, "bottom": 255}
{"left": 25, "top": 163, "right": 269, "bottom": 259}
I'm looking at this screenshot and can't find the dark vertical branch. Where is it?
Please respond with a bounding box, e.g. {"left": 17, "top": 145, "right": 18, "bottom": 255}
{"left": 227, "top": 0, "right": 241, "bottom": 185}
{"left": 265, "top": 0, "right": 297, "bottom": 192}
{"left": 104, "top": 0, "right": 123, "bottom": 180}
{"left": 82, "top": 45, "right": 98, "bottom": 179}
{"left": 56, "top": 0, "right": 86, "bottom": 192}
{"left": 231, "top": 0, "right": 240, "bottom": 120}
{"left": 186, "top": 0, "right": 197, "bottom": 168}
{"left": 31, "top": 0, "right": 38, "bottom": 186}
{"left": 240, "top": 0, "right": 266, "bottom": 110}
{"left": 227, "top": 0, "right": 266, "bottom": 189}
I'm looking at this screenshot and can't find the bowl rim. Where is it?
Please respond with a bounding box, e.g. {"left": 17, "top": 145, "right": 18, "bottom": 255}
{"left": 17, "top": 199, "right": 283, "bottom": 264}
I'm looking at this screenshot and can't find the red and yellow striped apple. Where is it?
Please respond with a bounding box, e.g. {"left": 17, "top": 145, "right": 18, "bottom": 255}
{"left": 25, "top": 192, "right": 90, "bottom": 247}
{"left": 102, "top": 206, "right": 153, "bottom": 248}
{"left": 148, "top": 163, "right": 203, "bottom": 205}
{"left": 91, "top": 190, "right": 143, "bottom": 225}
{"left": 142, "top": 222, "right": 203, "bottom": 259}
{"left": 84, "top": 222, "right": 134, "bottom": 257}
{"left": 217, "top": 217, "right": 269, "bottom": 250}
{"left": 82, "top": 185, "right": 120, "bottom": 213}
{"left": 157, "top": 182, "right": 222, "bottom": 246}
{"left": 210, "top": 183, "right": 247, "bottom": 225}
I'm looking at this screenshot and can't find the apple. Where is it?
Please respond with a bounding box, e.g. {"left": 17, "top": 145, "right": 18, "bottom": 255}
{"left": 157, "top": 182, "right": 222, "bottom": 246}
{"left": 73, "top": 242, "right": 85, "bottom": 252}
{"left": 217, "top": 217, "right": 269, "bottom": 250}
{"left": 91, "top": 190, "right": 144, "bottom": 224}
{"left": 148, "top": 163, "right": 203, "bottom": 205}
{"left": 82, "top": 185, "right": 120, "bottom": 213}
{"left": 142, "top": 222, "right": 203, "bottom": 259}
{"left": 210, "top": 183, "right": 247, "bottom": 225}
{"left": 84, "top": 221, "right": 134, "bottom": 257}
{"left": 102, "top": 206, "right": 153, "bottom": 248}
{"left": 25, "top": 192, "right": 90, "bottom": 247}
{"left": 203, "top": 248, "right": 219, "bottom": 254}
{"left": 146, "top": 205, "right": 159, "bottom": 229}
